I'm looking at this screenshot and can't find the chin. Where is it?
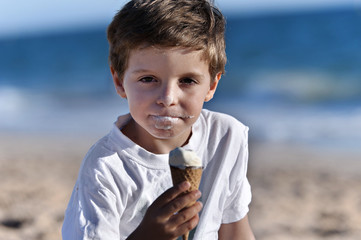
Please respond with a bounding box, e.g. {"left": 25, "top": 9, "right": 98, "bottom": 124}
{"left": 150, "top": 125, "right": 191, "bottom": 140}
{"left": 150, "top": 129, "right": 176, "bottom": 139}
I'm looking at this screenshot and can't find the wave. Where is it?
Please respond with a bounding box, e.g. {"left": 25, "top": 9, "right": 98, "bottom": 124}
{"left": 242, "top": 70, "right": 361, "bottom": 104}
{"left": 206, "top": 99, "right": 361, "bottom": 151}
{"left": 0, "top": 86, "right": 128, "bottom": 134}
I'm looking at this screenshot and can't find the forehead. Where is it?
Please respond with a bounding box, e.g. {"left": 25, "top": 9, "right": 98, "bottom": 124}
{"left": 127, "top": 46, "right": 210, "bottom": 72}
{"left": 134, "top": 45, "right": 204, "bottom": 57}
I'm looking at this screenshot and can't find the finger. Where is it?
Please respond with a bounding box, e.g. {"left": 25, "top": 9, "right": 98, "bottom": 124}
{"left": 150, "top": 181, "right": 191, "bottom": 210}
{"left": 161, "top": 190, "right": 202, "bottom": 218}
{"left": 172, "top": 204, "right": 202, "bottom": 237}
{"left": 169, "top": 201, "right": 203, "bottom": 227}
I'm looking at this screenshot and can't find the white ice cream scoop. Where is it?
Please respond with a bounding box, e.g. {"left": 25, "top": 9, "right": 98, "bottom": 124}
{"left": 169, "top": 147, "right": 202, "bottom": 168}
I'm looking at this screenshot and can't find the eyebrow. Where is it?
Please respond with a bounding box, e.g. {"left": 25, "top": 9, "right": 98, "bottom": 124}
{"left": 130, "top": 69, "right": 152, "bottom": 74}
{"left": 130, "top": 69, "right": 206, "bottom": 80}
{"left": 180, "top": 72, "right": 205, "bottom": 80}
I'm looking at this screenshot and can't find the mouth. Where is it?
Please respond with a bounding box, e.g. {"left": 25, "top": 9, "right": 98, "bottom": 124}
{"left": 151, "top": 114, "right": 194, "bottom": 130}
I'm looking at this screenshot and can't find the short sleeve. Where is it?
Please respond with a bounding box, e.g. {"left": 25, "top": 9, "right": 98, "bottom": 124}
{"left": 62, "top": 156, "right": 122, "bottom": 240}
{"left": 222, "top": 177, "right": 252, "bottom": 223}
{"left": 221, "top": 130, "right": 252, "bottom": 224}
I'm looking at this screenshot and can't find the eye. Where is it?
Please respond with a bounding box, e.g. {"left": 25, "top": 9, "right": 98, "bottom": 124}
{"left": 139, "top": 76, "right": 156, "bottom": 83}
{"left": 180, "top": 77, "right": 197, "bottom": 85}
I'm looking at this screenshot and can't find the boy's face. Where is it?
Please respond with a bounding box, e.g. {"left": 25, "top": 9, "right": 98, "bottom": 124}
{"left": 111, "top": 47, "right": 220, "bottom": 152}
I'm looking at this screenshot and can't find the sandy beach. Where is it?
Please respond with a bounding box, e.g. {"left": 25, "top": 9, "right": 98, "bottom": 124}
{"left": 0, "top": 133, "right": 360, "bottom": 240}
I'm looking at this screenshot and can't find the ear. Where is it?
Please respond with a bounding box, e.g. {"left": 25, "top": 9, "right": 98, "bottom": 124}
{"left": 204, "top": 72, "right": 221, "bottom": 102}
{"left": 110, "top": 66, "right": 127, "bottom": 98}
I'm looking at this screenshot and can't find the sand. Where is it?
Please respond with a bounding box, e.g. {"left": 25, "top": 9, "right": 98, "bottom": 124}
{"left": 248, "top": 143, "right": 361, "bottom": 240}
{"left": 0, "top": 133, "right": 360, "bottom": 240}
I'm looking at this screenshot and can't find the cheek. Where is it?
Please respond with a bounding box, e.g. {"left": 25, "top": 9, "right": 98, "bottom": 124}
{"left": 127, "top": 87, "right": 150, "bottom": 104}
{"left": 187, "top": 92, "right": 207, "bottom": 108}
{"left": 127, "top": 91, "right": 154, "bottom": 115}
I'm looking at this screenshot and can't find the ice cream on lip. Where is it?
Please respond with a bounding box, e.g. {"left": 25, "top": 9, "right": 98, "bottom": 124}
{"left": 152, "top": 116, "right": 179, "bottom": 130}
{"left": 151, "top": 114, "right": 195, "bottom": 130}
{"left": 169, "top": 147, "right": 202, "bottom": 169}
{"left": 152, "top": 115, "right": 180, "bottom": 123}
{"left": 151, "top": 114, "right": 195, "bottom": 119}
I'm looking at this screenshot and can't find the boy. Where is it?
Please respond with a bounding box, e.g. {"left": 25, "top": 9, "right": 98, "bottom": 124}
{"left": 62, "top": 0, "right": 255, "bottom": 239}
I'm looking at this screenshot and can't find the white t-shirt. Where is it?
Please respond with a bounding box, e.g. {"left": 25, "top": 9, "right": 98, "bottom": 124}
{"left": 62, "top": 109, "right": 251, "bottom": 240}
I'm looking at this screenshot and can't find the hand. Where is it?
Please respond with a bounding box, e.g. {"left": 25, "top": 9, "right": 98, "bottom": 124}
{"left": 127, "top": 181, "right": 203, "bottom": 240}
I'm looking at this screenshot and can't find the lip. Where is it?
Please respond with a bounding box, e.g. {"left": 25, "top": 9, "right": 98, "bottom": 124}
{"left": 152, "top": 115, "right": 181, "bottom": 121}
{"left": 150, "top": 113, "right": 194, "bottom": 130}
{"left": 151, "top": 116, "right": 175, "bottom": 130}
{"left": 153, "top": 115, "right": 179, "bottom": 123}
{"left": 150, "top": 113, "right": 195, "bottom": 130}
{"left": 151, "top": 114, "right": 194, "bottom": 119}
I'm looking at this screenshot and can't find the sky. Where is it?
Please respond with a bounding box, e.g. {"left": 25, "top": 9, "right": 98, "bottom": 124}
{"left": 0, "top": 0, "right": 360, "bottom": 37}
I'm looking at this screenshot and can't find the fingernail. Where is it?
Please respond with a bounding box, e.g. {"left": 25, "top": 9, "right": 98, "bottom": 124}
{"left": 194, "top": 190, "right": 201, "bottom": 198}
{"left": 181, "top": 181, "right": 190, "bottom": 188}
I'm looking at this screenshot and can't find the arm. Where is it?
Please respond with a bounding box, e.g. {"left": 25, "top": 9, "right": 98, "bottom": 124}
{"left": 218, "top": 215, "right": 255, "bottom": 240}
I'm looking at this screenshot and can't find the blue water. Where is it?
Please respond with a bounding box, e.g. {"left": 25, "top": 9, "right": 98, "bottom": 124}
{"left": 1, "top": 7, "right": 361, "bottom": 150}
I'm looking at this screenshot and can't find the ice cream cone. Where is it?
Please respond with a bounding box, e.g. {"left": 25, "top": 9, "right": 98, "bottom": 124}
{"left": 169, "top": 147, "right": 203, "bottom": 240}
{"left": 170, "top": 166, "right": 202, "bottom": 203}
{"left": 170, "top": 166, "right": 202, "bottom": 240}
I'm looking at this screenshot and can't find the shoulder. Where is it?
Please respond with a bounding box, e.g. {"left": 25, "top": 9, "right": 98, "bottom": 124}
{"left": 75, "top": 132, "right": 136, "bottom": 202}
{"left": 200, "top": 109, "right": 248, "bottom": 141}
{"left": 201, "top": 109, "right": 247, "bottom": 127}
{"left": 83, "top": 134, "right": 117, "bottom": 165}
{"left": 78, "top": 126, "right": 134, "bottom": 183}
{"left": 80, "top": 116, "right": 131, "bottom": 175}
{"left": 192, "top": 109, "right": 249, "bottom": 162}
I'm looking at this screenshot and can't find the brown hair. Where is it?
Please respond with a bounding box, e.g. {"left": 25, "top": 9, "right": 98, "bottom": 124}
{"left": 107, "top": 0, "right": 226, "bottom": 80}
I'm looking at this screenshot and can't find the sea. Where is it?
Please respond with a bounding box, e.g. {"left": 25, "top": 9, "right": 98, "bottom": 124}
{"left": 1, "top": 7, "right": 361, "bottom": 151}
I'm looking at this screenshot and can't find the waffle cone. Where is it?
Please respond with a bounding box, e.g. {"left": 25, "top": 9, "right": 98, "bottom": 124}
{"left": 170, "top": 167, "right": 202, "bottom": 198}
{"left": 170, "top": 166, "right": 202, "bottom": 240}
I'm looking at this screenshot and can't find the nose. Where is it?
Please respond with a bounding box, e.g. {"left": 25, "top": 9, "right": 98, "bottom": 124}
{"left": 156, "top": 83, "right": 178, "bottom": 107}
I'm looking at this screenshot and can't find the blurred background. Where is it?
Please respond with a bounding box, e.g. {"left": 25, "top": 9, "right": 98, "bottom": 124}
{"left": 1, "top": 0, "right": 361, "bottom": 150}
{"left": 1, "top": 0, "right": 361, "bottom": 239}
